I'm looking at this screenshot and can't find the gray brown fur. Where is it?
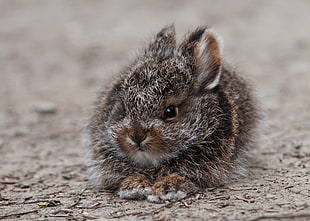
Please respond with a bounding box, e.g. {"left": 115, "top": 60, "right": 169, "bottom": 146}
{"left": 86, "top": 25, "right": 258, "bottom": 202}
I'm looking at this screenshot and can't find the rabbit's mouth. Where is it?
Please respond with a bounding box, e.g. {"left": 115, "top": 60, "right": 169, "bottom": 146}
{"left": 117, "top": 127, "right": 170, "bottom": 167}
{"left": 120, "top": 137, "right": 170, "bottom": 168}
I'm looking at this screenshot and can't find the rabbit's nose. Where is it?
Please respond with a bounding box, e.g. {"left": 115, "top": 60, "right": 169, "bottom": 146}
{"left": 128, "top": 123, "right": 148, "bottom": 145}
{"left": 129, "top": 132, "right": 147, "bottom": 145}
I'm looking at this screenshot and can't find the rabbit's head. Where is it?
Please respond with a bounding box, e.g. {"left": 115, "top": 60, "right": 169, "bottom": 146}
{"left": 97, "top": 25, "right": 225, "bottom": 167}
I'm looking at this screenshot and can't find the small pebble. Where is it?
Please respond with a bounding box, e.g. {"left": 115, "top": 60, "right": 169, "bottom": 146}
{"left": 226, "top": 215, "right": 236, "bottom": 221}
{"left": 14, "top": 127, "right": 28, "bottom": 137}
{"left": 35, "top": 102, "right": 58, "bottom": 114}
{"left": 295, "top": 201, "right": 308, "bottom": 208}
{"left": 266, "top": 194, "right": 275, "bottom": 199}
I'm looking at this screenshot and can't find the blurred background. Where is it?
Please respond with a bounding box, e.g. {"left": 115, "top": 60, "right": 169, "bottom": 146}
{"left": 0, "top": 1, "right": 309, "bottom": 219}
{"left": 1, "top": 0, "right": 309, "bottom": 117}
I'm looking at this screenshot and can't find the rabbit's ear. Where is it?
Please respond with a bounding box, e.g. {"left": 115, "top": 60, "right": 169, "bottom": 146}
{"left": 145, "top": 25, "right": 176, "bottom": 58}
{"left": 195, "top": 29, "right": 223, "bottom": 90}
{"left": 180, "top": 28, "right": 223, "bottom": 90}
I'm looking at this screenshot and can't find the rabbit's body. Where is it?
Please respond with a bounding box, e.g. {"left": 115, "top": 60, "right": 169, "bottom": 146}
{"left": 86, "top": 25, "right": 258, "bottom": 202}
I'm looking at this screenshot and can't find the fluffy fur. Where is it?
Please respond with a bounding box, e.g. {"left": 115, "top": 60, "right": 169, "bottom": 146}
{"left": 86, "top": 25, "right": 258, "bottom": 203}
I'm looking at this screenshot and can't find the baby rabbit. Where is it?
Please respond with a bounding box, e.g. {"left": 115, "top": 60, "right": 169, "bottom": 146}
{"left": 86, "top": 25, "right": 258, "bottom": 203}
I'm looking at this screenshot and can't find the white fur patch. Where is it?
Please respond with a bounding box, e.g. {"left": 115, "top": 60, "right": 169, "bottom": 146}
{"left": 147, "top": 194, "right": 160, "bottom": 203}
{"left": 118, "top": 187, "right": 152, "bottom": 200}
{"left": 205, "top": 68, "right": 221, "bottom": 90}
{"left": 147, "top": 191, "right": 187, "bottom": 203}
{"left": 130, "top": 151, "right": 162, "bottom": 167}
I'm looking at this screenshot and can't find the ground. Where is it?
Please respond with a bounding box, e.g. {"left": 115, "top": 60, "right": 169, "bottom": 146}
{"left": 0, "top": 0, "right": 309, "bottom": 220}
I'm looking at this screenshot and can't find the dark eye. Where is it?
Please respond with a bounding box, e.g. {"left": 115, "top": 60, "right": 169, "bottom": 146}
{"left": 163, "top": 105, "right": 178, "bottom": 120}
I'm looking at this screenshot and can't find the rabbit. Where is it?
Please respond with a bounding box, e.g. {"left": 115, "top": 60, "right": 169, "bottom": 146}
{"left": 85, "top": 25, "right": 258, "bottom": 203}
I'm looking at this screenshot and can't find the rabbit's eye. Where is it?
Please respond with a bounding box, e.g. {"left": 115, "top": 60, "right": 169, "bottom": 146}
{"left": 163, "top": 105, "right": 178, "bottom": 120}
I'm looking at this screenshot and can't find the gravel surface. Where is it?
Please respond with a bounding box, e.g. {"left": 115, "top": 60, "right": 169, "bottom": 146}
{"left": 0, "top": 0, "right": 309, "bottom": 220}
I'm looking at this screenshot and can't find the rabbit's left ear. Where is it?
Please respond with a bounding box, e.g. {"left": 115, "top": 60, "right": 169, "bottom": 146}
{"left": 145, "top": 25, "right": 176, "bottom": 58}
{"left": 180, "top": 28, "right": 223, "bottom": 90}
{"left": 195, "top": 29, "right": 223, "bottom": 90}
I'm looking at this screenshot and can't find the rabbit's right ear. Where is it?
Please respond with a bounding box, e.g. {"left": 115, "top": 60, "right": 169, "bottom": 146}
{"left": 145, "top": 25, "right": 176, "bottom": 58}
{"left": 180, "top": 27, "right": 224, "bottom": 91}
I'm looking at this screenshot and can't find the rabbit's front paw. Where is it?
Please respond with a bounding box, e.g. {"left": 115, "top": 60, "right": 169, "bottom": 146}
{"left": 147, "top": 174, "right": 195, "bottom": 203}
{"left": 118, "top": 175, "right": 152, "bottom": 200}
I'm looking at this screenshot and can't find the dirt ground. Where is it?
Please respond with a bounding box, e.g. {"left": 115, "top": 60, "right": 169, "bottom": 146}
{"left": 0, "top": 0, "right": 309, "bottom": 220}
